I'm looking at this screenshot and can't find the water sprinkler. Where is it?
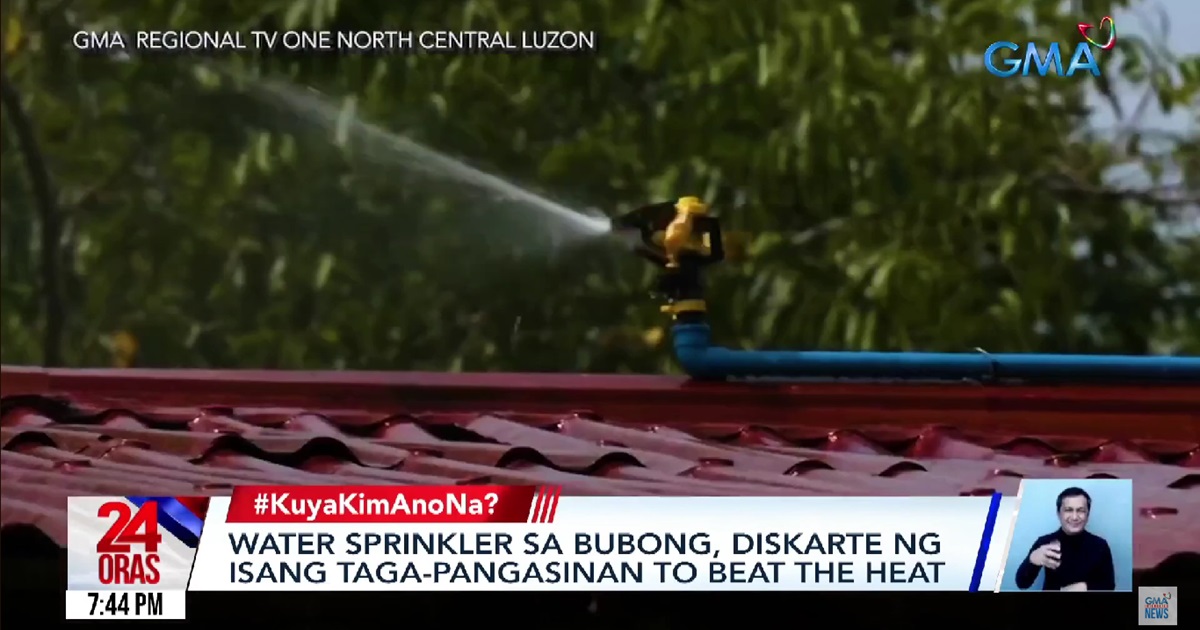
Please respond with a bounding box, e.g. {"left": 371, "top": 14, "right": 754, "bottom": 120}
{"left": 613, "top": 197, "right": 1200, "bottom": 383}
{"left": 612, "top": 197, "right": 725, "bottom": 321}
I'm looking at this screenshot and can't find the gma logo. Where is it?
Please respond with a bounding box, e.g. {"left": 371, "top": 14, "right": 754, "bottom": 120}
{"left": 984, "top": 42, "right": 1101, "bottom": 78}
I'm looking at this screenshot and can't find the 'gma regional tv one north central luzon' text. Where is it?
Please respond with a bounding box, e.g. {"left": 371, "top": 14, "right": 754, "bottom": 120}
{"left": 73, "top": 30, "right": 598, "bottom": 52}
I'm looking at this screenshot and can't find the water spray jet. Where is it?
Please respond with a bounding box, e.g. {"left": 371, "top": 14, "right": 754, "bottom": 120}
{"left": 246, "top": 79, "right": 612, "bottom": 242}
{"left": 615, "top": 197, "right": 1200, "bottom": 383}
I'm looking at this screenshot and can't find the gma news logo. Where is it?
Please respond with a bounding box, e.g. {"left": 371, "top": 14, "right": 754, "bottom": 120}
{"left": 1139, "top": 586, "right": 1176, "bottom": 626}
{"left": 985, "top": 16, "right": 1116, "bottom": 78}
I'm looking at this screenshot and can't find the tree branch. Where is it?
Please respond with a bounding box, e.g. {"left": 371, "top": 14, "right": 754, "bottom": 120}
{"left": 1046, "top": 178, "right": 1200, "bottom": 206}
{"left": 1, "top": 72, "right": 64, "bottom": 366}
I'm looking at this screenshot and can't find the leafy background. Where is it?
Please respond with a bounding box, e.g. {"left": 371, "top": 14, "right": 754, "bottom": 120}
{"left": 2, "top": 0, "right": 1197, "bottom": 373}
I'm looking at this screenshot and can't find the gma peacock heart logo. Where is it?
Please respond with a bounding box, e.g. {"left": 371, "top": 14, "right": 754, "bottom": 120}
{"left": 1077, "top": 16, "right": 1117, "bottom": 50}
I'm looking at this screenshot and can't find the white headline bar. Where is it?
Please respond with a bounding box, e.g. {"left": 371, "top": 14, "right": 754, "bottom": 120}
{"left": 188, "top": 496, "right": 1017, "bottom": 591}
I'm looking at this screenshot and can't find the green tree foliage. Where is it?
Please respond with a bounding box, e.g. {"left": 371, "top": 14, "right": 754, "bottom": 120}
{"left": 1, "top": 0, "right": 1197, "bottom": 371}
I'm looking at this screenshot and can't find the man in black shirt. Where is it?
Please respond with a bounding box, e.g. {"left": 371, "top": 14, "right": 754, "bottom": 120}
{"left": 1014, "top": 487, "right": 1116, "bottom": 591}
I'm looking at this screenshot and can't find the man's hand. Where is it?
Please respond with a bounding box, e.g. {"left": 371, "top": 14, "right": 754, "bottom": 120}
{"left": 1061, "top": 582, "right": 1088, "bottom": 592}
{"left": 1029, "top": 541, "right": 1062, "bottom": 569}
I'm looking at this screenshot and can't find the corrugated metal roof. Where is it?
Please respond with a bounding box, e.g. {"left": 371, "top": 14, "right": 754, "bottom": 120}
{"left": 1, "top": 366, "right": 1197, "bottom": 572}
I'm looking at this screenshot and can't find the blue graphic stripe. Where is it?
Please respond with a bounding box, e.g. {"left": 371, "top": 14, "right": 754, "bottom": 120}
{"left": 968, "top": 492, "right": 1004, "bottom": 592}
{"left": 127, "top": 496, "right": 205, "bottom": 549}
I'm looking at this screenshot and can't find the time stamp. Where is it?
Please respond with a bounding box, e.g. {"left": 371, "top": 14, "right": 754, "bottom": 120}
{"left": 64, "top": 590, "right": 187, "bottom": 620}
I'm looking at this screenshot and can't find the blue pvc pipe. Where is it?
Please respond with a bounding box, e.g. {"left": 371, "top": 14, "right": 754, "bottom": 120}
{"left": 671, "top": 323, "right": 1200, "bottom": 382}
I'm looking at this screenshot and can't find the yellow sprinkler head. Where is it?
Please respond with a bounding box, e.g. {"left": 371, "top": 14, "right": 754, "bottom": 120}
{"left": 675, "top": 196, "right": 708, "bottom": 216}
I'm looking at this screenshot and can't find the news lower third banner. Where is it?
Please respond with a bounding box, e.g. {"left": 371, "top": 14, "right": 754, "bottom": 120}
{"left": 66, "top": 485, "right": 1023, "bottom": 617}
{"left": 197, "top": 487, "right": 1014, "bottom": 591}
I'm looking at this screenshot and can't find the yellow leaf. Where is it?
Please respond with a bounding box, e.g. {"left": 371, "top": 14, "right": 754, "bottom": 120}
{"left": 723, "top": 231, "right": 751, "bottom": 262}
{"left": 4, "top": 16, "right": 22, "bottom": 56}
{"left": 112, "top": 330, "right": 139, "bottom": 368}
{"left": 642, "top": 327, "right": 665, "bottom": 347}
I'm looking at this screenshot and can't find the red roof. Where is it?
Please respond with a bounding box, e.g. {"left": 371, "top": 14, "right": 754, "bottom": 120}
{"left": 2, "top": 366, "right": 1197, "bottom": 572}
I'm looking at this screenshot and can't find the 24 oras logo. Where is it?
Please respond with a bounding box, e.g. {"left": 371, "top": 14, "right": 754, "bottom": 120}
{"left": 986, "top": 16, "right": 1116, "bottom": 78}
{"left": 97, "top": 501, "right": 163, "bottom": 585}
